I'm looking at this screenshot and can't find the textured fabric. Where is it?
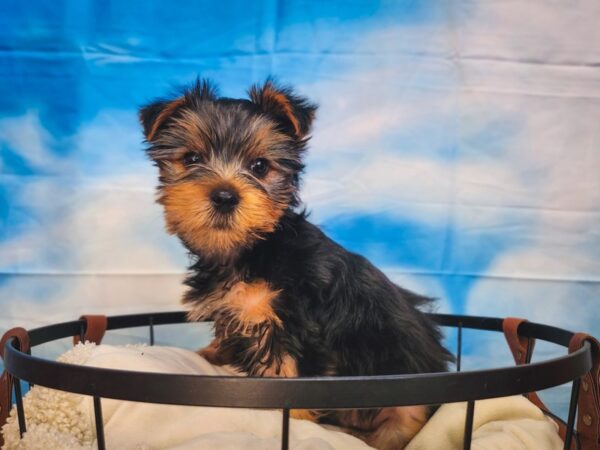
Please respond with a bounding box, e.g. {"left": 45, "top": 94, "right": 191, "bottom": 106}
{"left": 1, "top": 343, "right": 372, "bottom": 450}
{"left": 407, "top": 396, "right": 562, "bottom": 450}
{"left": 1, "top": 0, "right": 599, "bottom": 417}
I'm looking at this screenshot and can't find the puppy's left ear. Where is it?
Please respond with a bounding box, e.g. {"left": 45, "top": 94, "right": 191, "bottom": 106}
{"left": 249, "top": 80, "right": 317, "bottom": 139}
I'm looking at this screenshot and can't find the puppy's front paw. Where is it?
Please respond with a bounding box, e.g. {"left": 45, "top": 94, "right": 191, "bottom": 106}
{"left": 367, "top": 406, "right": 428, "bottom": 450}
{"left": 198, "top": 338, "right": 229, "bottom": 366}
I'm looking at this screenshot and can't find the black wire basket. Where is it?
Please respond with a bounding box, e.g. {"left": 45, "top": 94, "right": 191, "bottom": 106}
{"left": 1, "top": 312, "right": 599, "bottom": 450}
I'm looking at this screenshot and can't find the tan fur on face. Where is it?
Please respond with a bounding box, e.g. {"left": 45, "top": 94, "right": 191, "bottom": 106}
{"left": 245, "top": 121, "right": 294, "bottom": 161}
{"left": 151, "top": 104, "right": 293, "bottom": 166}
{"left": 159, "top": 175, "right": 286, "bottom": 256}
{"left": 150, "top": 103, "right": 297, "bottom": 258}
{"left": 170, "top": 109, "right": 213, "bottom": 155}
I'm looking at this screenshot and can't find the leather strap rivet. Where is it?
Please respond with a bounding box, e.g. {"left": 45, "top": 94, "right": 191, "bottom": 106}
{"left": 582, "top": 380, "right": 589, "bottom": 392}
{"left": 583, "top": 414, "right": 593, "bottom": 426}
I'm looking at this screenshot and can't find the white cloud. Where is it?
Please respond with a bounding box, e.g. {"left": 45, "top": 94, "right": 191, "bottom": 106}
{"left": 458, "top": 0, "right": 600, "bottom": 66}
{"left": 299, "top": 0, "right": 600, "bottom": 218}
{"left": 0, "top": 274, "right": 186, "bottom": 328}
{"left": 0, "top": 112, "right": 190, "bottom": 331}
{"left": 0, "top": 112, "right": 187, "bottom": 275}
{"left": 296, "top": 5, "right": 600, "bottom": 301}
{"left": 386, "top": 269, "right": 453, "bottom": 314}
{"left": 466, "top": 248, "right": 600, "bottom": 332}
{"left": 0, "top": 111, "right": 68, "bottom": 173}
{"left": 1, "top": 1, "right": 599, "bottom": 335}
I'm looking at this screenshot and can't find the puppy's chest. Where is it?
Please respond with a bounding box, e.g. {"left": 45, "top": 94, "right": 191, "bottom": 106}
{"left": 191, "top": 278, "right": 284, "bottom": 338}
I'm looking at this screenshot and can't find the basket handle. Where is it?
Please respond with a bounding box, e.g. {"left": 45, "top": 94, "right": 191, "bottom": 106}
{"left": 0, "top": 327, "right": 30, "bottom": 447}
{"left": 502, "top": 318, "right": 548, "bottom": 407}
{"left": 568, "top": 333, "right": 600, "bottom": 450}
{"left": 502, "top": 318, "right": 579, "bottom": 448}
{"left": 503, "top": 318, "right": 600, "bottom": 450}
{"left": 73, "top": 315, "right": 107, "bottom": 345}
{"left": 503, "top": 317, "right": 536, "bottom": 365}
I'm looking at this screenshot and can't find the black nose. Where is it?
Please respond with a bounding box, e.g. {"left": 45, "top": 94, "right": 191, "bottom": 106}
{"left": 210, "top": 188, "right": 239, "bottom": 213}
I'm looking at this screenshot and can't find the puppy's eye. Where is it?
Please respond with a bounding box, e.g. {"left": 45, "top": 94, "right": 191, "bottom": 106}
{"left": 249, "top": 158, "right": 270, "bottom": 177}
{"left": 182, "top": 151, "right": 202, "bottom": 166}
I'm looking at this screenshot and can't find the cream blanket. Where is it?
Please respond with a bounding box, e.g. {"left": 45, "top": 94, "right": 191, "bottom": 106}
{"left": 1, "top": 344, "right": 563, "bottom": 450}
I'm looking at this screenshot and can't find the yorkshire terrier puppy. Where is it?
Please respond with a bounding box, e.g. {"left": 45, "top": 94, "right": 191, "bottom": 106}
{"left": 140, "top": 79, "right": 452, "bottom": 449}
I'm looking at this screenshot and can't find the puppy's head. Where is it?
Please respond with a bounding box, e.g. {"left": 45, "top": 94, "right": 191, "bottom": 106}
{"left": 140, "top": 79, "right": 317, "bottom": 258}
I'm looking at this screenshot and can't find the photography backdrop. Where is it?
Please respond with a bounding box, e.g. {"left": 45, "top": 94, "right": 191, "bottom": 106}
{"left": 1, "top": 1, "right": 599, "bottom": 414}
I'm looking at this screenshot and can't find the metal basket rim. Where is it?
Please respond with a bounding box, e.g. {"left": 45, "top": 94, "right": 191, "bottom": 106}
{"left": 2, "top": 311, "right": 592, "bottom": 410}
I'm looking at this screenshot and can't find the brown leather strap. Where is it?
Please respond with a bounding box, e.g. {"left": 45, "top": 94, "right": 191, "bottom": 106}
{"left": 569, "top": 333, "right": 600, "bottom": 450}
{"left": 502, "top": 318, "right": 545, "bottom": 405}
{"left": 0, "top": 327, "right": 29, "bottom": 361}
{"left": 0, "top": 327, "right": 30, "bottom": 447}
{"left": 502, "top": 318, "right": 579, "bottom": 449}
{"left": 502, "top": 317, "right": 535, "bottom": 365}
{"left": 73, "top": 315, "right": 107, "bottom": 345}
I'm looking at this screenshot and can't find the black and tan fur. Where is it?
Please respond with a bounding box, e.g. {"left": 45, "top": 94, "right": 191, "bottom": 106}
{"left": 140, "top": 79, "right": 452, "bottom": 449}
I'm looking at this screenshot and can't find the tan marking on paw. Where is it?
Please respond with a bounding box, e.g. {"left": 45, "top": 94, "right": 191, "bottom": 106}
{"left": 290, "top": 409, "right": 320, "bottom": 422}
{"left": 261, "top": 353, "right": 297, "bottom": 377}
{"left": 367, "top": 405, "right": 428, "bottom": 450}
{"left": 197, "top": 338, "right": 229, "bottom": 365}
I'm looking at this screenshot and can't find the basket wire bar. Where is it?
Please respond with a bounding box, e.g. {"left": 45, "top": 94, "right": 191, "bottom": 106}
{"left": 525, "top": 338, "right": 534, "bottom": 364}
{"left": 79, "top": 322, "right": 85, "bottom": 344}
{"left": 463, "top": 400, "right": 475, "bottom": 450}
{"left": 456, "top": 322, "right": 463, "bottom": 372}
{"left": 14, "top": 378, "right": 26, "bottom": 437}
{"left": 564, "top": 378, "right": 581, "bottom": 450}
{"left": 282, "top": 408, "right": 290, "bottom": 450}
{"left": 458, "top": 323, "right": 472, "bottom": 449}
{"left": 149, "top": 317, "right": 155, "bottom": 346}
{"left": 93, "top": 396, "right": 106, "bottom": 450}
{"left": 2, "top": 312, "right": 593, "bottom": 450}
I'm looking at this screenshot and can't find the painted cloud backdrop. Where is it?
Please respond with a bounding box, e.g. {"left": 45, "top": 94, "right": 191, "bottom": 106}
{"left": 1, "top": 1, "right": 599, "bottom": 415}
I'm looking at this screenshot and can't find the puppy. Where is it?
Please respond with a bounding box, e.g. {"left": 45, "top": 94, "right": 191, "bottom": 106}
{"left": 140, "top": 79, "right": 452, "bottom": 449}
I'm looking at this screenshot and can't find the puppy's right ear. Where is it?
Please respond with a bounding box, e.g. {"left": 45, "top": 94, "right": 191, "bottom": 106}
{"left": 139, "top": 78, "right": 218, "bottom": 142}
{"left": 139, "top": 97, "right": 186, "bottom": 142}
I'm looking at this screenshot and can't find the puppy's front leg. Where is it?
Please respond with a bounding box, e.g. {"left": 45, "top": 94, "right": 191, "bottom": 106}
{"left": 258, "top": 353, "right": 321, "bottom": 423}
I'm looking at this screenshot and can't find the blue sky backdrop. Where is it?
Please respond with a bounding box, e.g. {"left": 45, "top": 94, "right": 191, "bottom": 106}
{"left": 1, "top": 0, "right": 599, "bottom": 414}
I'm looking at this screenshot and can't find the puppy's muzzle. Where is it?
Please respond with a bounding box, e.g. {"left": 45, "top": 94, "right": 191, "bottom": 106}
{"left": 210, "top": 188, "right": 239, "bottom": 214}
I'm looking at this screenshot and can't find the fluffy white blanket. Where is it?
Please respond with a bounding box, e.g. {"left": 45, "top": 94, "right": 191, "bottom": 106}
{"left": 1, "top": 344, "right": 563, "bottom": 450}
